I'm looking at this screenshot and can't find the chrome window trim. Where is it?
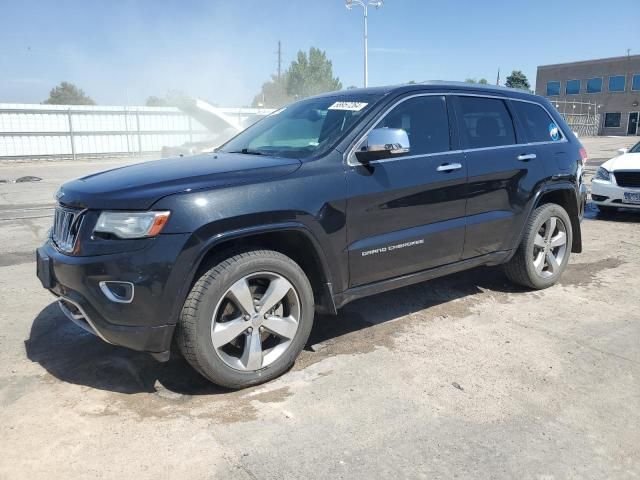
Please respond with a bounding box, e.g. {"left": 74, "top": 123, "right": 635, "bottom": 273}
{"left": 345, "top": 92, "right": 567, "bottom": 166}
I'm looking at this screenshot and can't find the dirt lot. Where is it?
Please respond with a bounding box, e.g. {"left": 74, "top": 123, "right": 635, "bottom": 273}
{"left": 1, "top": 137, "right": 639, "bottom": 479}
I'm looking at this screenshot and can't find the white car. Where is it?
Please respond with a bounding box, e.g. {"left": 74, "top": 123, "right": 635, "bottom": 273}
{"left": 591, "top": 141, "right": 640, "bottom": 212}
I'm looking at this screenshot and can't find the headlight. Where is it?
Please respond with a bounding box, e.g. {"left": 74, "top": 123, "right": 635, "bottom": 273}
{"left": 594, "top": 167, "right": 611, "bottom": 182}
{"left": 94, "top": 211, "right": 170, "bottom": 239}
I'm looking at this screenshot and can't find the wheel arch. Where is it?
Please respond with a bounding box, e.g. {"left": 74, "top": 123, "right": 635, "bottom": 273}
{"left": 183, "top": 223, "right": 338, "bottom": 317}
{"left": 532, "top": 183, "right": 583, "bottom": 253}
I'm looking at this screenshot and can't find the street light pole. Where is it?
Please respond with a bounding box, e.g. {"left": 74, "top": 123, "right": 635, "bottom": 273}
{"left": 346, "top": 0, "right": 383, "bottom": 88}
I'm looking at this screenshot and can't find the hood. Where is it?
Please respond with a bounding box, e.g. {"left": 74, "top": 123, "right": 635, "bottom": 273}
{"left": 57, "top": 153, "right": 301, "bottom": 210}
{"left": 602, "top": 152, "right": 640, "bottom": 172}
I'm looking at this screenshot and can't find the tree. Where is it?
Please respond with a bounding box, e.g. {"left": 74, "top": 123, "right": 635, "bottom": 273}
{"left": 252, "top": 75, "right": 294, "bottom": 108}
{"left": 145, "top": 90, "right": 190, "bottom": 108}
{"left": 505, "top": 70, "right": 530, "bottom": 91}
{"left": 252, "top": 47, "right": 342, "bottom": 108}
{"left": 465, "top": 78, "right": 489, "bottom": 85}
{"left": 287, "top": 47, "right": 342, "bottom": 98}
{"left": 43, "top": 82, "right": 95, "bottom": 105}
{"left": 145, "top": 96, "right": 168, "bottom": 107}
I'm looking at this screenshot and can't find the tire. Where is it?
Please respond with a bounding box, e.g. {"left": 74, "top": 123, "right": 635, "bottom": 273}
{"left": 504, "top": 203, "right": 573, "bottom": 290}
{"left": 176, "top": 250, "right": 314, "bottom": 389}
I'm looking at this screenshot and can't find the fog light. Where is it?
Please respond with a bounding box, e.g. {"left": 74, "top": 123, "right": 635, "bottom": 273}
{"left": 99, "top": 281, "right": 134, "bottom": 303}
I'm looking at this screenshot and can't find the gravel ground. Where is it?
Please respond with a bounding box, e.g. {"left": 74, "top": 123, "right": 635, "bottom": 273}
{"left": 0, "top": 137, "right": 639, "bottom": 479}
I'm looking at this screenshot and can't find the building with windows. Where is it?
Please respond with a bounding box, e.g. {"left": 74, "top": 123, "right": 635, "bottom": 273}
{"left": 536, "top": 55, "right": 640, "bottom": 136}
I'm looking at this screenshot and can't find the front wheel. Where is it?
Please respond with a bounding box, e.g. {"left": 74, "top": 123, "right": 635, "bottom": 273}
{"left": 504, "top": 203, "right": 572, "bottom": 290}
{"left": 176, "top": 250, "right": 314, "bottom": 388}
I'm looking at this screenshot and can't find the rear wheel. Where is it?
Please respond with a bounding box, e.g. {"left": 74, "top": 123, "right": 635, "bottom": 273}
{"left": 176, "top": 250, "right": 314, "bottom": 388}
{"left": 505, "top": 203, "right": 572, "bottom": 289}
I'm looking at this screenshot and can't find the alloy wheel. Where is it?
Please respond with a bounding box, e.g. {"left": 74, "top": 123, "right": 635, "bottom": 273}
{"left": 210, "top": 272, "right": 301, "bottom": 371}
{"left": 532, "top": 216, "right": 567, "bottom": 278}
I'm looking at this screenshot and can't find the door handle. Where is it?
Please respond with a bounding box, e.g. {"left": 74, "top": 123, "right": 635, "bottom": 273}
{"left": 517, "top": 153, "right": 537, "bottom": 162}
{"left": 436, "top": 163, "right": 462, "bottom": 172}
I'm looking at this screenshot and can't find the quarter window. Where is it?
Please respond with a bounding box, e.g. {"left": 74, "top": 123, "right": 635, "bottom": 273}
{"left": 456, "top": 96, "right": 516, "bottom": 149}
{"left": 608, "top": 75, "right": 626, "bottom": 92}
{"left": 565, "top": 80, "right": 580, "bottom": 95}
{"left": 586, "top": 77, "right": 603, "bottom": 93}
{"left": 546, "top": 81, "right": 561, "bottom": 96}
{"left": 604, "top": 112, "right": 621, "bottom": 128}
{"left": 375, "top": 96, "right": 451, "bottom": 155}
{"left": 513, "top": 101, "right": 563, "bottom": 143}
{"left": 632, "top": 74, "right": 640, "bottom": 91}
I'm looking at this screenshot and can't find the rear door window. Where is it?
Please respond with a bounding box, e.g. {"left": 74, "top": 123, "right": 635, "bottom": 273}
{"left": 512, "top": 101, "right": 564, "bottom": 143}
{"left": 455, "top": 96, "right": 516, "bottom": 149}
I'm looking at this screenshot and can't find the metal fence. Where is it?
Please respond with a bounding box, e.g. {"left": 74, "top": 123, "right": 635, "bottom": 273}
{"left": 0, "top": 103, "right": 271, "bottom": 161}
{"left": 548, "top": 99, "right": 601, "bottom": 137}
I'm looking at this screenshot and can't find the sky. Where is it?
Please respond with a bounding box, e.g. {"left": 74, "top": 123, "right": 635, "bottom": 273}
{"left": 1, "top": 0, "right": 638, "bottom": 106}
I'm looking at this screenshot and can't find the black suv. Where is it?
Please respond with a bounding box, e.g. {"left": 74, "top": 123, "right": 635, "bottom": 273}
{"left": 37, "top": 82, "right": 588, "bottom": 388}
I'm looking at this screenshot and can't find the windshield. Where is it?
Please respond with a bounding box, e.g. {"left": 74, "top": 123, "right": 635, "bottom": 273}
{"left": 630, "top": 141, "right": 640, "bottom": 154}
{"left": 219, "top": 94, "right": 383, "bottom": 159}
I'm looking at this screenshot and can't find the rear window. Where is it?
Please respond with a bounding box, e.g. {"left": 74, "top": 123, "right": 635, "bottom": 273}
{"left": 512, "top": 101, "right": 564, "bottom": 143}
{"left": 456, "top": 96, "right": 516, "bottom": 149}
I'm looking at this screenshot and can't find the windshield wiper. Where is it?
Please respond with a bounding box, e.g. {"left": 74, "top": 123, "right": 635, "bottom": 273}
{"left": 228, "top": 148, "right": 265, "bottom": 156}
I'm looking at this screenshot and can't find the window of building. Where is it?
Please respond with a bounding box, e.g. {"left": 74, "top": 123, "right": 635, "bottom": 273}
{"left": 546, "top": 81, "right": 561, "bottom": 96}
{"left": 632, "top": 74, "right": 640, "bottom": 91}
{"left": 608, "top": 75, "right": 626, "bottom": 92}
{"left": 376, "top": 95, "right": 451, "bottom": 155}
{"left": 586, "top": 77, "right": 603, "bottom": 93}
{"left": 455, "top": 96, "right": 516, "bottom": 149}
{"left": 604, "top": 112, "right": 621, "bottom": 128}
{"left": 565, "top": 79, "right": 580, "bottom": 95}
{"left": 512, "top": 101, "right": 563, "bottom": 143}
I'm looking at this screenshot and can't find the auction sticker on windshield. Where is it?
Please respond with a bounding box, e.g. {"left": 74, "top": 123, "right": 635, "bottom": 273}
{"left": 328, "top": 101, "right": 368, "bottom": 111}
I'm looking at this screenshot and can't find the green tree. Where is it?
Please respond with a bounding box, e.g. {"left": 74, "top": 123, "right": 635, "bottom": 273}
{"left": 252, "top": 75, "right": 294, "bottom": 108}
{"left": 43, "top": 82, "right": 95, "bottom": 105}
{"left": 505, "top": 70, "right": 530, "bottom": 91}
{"left": 145, "top": 96, "right": 168, "bottom": 107}
{"left": 252, "top": 47, "right": 342, "bottom": 107}
{"left": 287, "top": 47, "right": 342, "bottom": 98}
{"left": 465, "top": 78, "right": 489, "bottom": 85}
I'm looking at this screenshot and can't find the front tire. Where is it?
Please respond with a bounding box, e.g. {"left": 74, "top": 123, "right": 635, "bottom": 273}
{"left": 176, "top": 250, "right": 314, "bottom": 389}
{"left": 504, "top": 203, "right": 572, "bottom": 290}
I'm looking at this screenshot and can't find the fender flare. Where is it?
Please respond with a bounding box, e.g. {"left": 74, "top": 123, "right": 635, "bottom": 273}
{"left": 171, "top": 221, "right": 338, "bottom": 322}
{"left": 510, "top": 180, "right": 583, "bottom": 259}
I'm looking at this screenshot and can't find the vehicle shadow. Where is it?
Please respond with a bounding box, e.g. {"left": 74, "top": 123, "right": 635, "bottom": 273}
{"left": 26, "top": 266, "right": 521, "bottom": 396}
{"left": 584, "top": 202, "right": 640, "bottom": 222}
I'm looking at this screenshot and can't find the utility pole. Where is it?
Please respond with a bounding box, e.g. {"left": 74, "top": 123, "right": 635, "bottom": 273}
{"left": 277, "top": 41, "right": 282, "bottom": 81}
{"left": 346, "top": 0, "right": 383, "bottom": 88}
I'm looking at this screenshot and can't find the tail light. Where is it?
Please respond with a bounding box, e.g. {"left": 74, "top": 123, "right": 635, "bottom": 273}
{"left": 579, "top": 147, "right": 588, "bottom": 166}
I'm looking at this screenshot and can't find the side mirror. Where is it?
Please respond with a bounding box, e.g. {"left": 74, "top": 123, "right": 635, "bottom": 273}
{"left": 355, "top": 128, "right": 410, "bottom": 163}
{"left": 617, "top": 148, "right": 628, "bottom": 155}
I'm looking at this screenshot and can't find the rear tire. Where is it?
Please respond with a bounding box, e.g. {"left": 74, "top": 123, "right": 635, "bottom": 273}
{"left": 504, "top": 203, "right": 572, "bottom": 290}
{"left": 176, "top": 250, "right": 314, "bottom": 389}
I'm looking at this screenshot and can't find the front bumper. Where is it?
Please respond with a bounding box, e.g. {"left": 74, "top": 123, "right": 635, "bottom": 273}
{"left": 591, "top": 179, "right": 640, "bottom": 210}
{"left": 36, "top": 233, "right": 193, "bottom": 358}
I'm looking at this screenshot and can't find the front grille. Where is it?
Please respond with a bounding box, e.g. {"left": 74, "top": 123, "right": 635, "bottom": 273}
{"left": 615, "top": 171, "right": 640, "bottom": 188}
{"left": 51, "top": 206, "right": 84, "bottom": 253}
